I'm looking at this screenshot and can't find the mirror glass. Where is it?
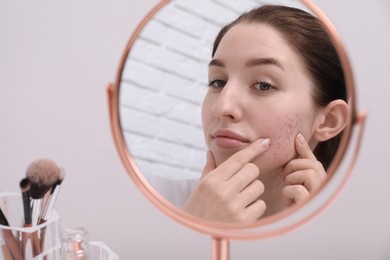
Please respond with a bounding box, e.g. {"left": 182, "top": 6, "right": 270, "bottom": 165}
{"left": 113, "top": 0, "right": 358, "bottom": 227}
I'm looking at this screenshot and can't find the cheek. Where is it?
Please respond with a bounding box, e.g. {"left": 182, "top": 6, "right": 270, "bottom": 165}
{"left": 201, "top": 97, "right": 211, "bottom": 130}
{"left": 201, "top": 95, "right": 215, "bottom": 146}
{"left": 262, "top": 113, "right": 303, "bottom": 166}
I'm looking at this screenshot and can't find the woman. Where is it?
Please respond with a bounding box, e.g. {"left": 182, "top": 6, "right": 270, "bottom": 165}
{"left": 184, "top": 5, "right": 349, "bottom": 223}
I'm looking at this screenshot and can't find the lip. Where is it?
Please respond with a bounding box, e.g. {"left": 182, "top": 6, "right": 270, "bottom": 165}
{"left": 212, "top": 129, "right": 250, "bottom": 148}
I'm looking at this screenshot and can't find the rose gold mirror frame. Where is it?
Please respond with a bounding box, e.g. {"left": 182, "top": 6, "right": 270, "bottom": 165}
{"left": 106, "top": 1, "right": 367, "bottom": 259}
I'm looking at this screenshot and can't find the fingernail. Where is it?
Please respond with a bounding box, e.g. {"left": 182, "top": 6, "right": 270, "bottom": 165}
{"left": 297, "top": 133, "right": 305, "bottom": 145}
{"left": 260, "top": 138, "right": 270, "bottom": 149}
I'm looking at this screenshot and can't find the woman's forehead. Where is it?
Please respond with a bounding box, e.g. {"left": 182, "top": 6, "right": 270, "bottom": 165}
{"left": 212, "top": 23, "right": 307, "bottom": 72}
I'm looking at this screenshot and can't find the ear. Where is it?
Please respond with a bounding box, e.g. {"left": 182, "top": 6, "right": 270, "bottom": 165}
{"left": 313, "top": 99, "right": 349, "bottom": 142}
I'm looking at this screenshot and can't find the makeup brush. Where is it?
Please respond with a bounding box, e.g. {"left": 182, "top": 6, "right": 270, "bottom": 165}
{"left": 25, "top": 158, "right": 60, "bottom": 226}
{"left": 38, "top": 168, "right": 65, "bottom": 253}
{"left": 0, "top": 231, "right": 14, "bottom": 260}
{"left": 38, "top": 167, "right": 65, "bottom": 224}
{"left": 20, "top": 178, "right": 32, "bottom": 227}
{"left": 0, "top": 207, "right": 23, "bottom": 260}
{"left": 20, "top": 178, "right": 41, "bottom": 258}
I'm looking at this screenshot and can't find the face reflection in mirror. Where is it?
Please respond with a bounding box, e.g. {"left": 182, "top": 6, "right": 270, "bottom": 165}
{"left": 120, "top": 2, "right": 349, "bottom": 224}
{"left": 185, "top": 5, "right": 349, "bottom": 222}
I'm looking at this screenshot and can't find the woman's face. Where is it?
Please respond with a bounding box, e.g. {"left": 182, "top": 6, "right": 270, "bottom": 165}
{"left": 202, "top": 22, "right": 322, "bottom": 175}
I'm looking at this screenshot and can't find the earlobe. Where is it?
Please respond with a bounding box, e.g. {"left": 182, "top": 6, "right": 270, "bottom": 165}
{"left": 313, "top": 100, "right": 349, "bottom": 142}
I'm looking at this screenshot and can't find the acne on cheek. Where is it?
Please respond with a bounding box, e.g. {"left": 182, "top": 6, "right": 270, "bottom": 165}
{"left": 268, "top": 114, "right": 302, "bottom": 165}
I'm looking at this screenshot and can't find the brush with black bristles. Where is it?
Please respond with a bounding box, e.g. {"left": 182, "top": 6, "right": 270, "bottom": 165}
{"left": 25, "top": 158, "right": 60, "bottom": 226}
{"left": 20, "top": 178, "right": 42, "bottom": 258}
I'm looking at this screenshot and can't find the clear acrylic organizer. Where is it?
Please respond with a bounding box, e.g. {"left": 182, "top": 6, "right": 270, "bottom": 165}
{"left": 89, "top": 241, "right": 119, "bottom": 260}
{"left": 1, "top": 193, "right": 119, "bottom": 260}
{"left": 0, "top": 192, "right": 61, "bottom": 260}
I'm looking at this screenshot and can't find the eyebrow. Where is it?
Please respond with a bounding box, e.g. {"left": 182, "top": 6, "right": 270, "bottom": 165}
{"left": 209, "top": 57, "right": 284, "bottom": 71}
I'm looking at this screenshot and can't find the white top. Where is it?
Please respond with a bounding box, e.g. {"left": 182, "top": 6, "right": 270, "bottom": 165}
{"left": 145, "top": 174, "right": 199, "bottom": 209}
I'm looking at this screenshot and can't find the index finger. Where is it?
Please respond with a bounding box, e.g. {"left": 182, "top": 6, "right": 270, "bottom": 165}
{"left": 295, "top": 133, "right": 316, "bottom": 160}
{"left": 217, "top": 138, "right": 270, "bottom": 180}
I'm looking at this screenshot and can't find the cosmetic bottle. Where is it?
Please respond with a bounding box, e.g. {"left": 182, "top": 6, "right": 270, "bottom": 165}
{"left": 61, "top": 227, "right": 89, "bottom": 260}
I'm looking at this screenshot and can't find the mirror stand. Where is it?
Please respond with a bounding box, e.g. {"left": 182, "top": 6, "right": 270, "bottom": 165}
{"left": 212, "top": 238, "right": 229, "bottom": 260}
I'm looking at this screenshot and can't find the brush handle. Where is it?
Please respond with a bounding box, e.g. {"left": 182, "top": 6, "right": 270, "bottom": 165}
{"left": 0, "top": 230, "right": 12, "bottom": 260}
{"left": 1, "top": 229, "right": 23, "bottom": 260}
{"left": 21, "top": 224, "right": 42, "bottom": 258}
{"left": 37, "top": 191, "right": 52, "bottom": 225}
{"left": 30, "top": 199, "right": 43, "bottom": 226}
{"left": 21, "top": 191, "right": 32, "bottom": 225}
{"left": 38, "top": 183, "right": 62, "bottom": 257}
{"left": 0, "top": 208, "right": 23, "bottom": 260}
{"left": 39, "top": 226, "right": 49, "bottom": 260}
{"left": 1, "top": 243, "right": 14, "bottom": 260}
{"left": 39, "top": 184, "right": 60, "bottom": 224}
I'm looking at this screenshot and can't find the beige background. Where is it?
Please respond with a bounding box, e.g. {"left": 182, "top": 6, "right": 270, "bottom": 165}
{"left": 1, "top": 0, "right": 390, "bottom": 259}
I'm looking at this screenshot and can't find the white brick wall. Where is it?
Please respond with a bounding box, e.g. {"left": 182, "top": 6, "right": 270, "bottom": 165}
{"left": 119, "top": 0, "right": 310, "bottom": 180}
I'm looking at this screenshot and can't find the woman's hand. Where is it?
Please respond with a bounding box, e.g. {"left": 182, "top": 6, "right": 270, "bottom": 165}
{"left": 280, "top": 133, "right": 327, "bottom": 206}
{"left": 184, "top": 138, "right": 270, "bottom": 223}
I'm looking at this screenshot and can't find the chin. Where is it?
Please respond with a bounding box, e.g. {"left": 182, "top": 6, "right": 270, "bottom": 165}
{"left": 213, "top": 153, "right": 230, "bottom": 167}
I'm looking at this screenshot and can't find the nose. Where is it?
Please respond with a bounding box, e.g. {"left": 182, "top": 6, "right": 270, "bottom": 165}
{"left": 211, "top": 83, "right": 243, "bottom": 121}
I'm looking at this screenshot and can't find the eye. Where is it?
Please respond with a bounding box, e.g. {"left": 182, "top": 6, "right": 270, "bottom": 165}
{"left": 254, "top": 81, "right": 274, "bottom": 91}
{"left": 208, "top": 79, "right": 226, "bottom": 89}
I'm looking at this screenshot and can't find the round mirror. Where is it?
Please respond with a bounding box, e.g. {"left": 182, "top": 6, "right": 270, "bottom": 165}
{"left": 107, "top": 0, "right": 366, "bottom": 243}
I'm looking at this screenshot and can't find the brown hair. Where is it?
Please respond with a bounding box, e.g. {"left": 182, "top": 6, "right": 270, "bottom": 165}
{"left": 212, "top": 5, "right": 347, "bottom": 170}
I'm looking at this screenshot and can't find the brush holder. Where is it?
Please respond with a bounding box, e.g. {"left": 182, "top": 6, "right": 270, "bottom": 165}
{"left": 0, "top": 192, "right": 61, "bottom": 260}
{"left": 89, "top": 241, "right": 119, "bottom": 260}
